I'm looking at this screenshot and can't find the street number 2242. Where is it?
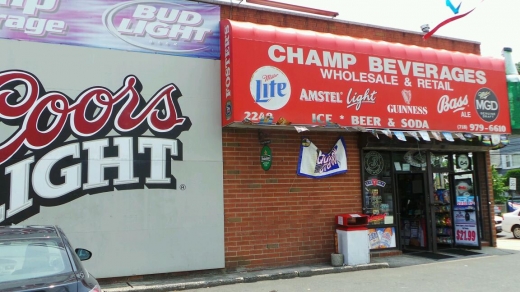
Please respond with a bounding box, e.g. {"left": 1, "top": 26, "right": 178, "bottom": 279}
{"left": 244, "top": 112, "right": 273, "bottom": 121}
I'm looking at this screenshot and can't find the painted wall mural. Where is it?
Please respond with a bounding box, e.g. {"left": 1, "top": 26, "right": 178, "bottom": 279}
{"left": 0, "top": 38, "right": 224, "bottom": 278}
{"left": 0, "top": 71, "right": 190, "bottom": 224}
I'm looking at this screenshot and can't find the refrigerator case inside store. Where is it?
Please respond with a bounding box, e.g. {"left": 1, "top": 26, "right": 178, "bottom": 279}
{"left": 433, "top": 189, "right": 453, "bottom": 246}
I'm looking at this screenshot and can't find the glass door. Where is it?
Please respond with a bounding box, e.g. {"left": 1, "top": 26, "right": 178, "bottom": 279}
{"left": 452, "top": 172, "right": 480, "bottom": 247}
{"left": 397, "top": 173, "right": 429, "bottom": 251}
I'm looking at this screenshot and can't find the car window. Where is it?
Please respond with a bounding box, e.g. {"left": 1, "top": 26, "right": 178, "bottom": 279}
{"left": 57, "top": 228, "right": 82, "bottom": 273}
{"left": 0, "top": 238, "right": 73, "bottom": 284}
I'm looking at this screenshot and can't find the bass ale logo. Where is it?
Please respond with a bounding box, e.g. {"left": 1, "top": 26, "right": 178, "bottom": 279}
{"left": 0, "top": 70, "right": 191, "bottom": 225}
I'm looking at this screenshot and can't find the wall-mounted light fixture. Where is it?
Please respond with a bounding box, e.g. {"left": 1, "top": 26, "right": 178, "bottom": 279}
{"left": 246, "top": 0, "right": 339, "bottom": 17}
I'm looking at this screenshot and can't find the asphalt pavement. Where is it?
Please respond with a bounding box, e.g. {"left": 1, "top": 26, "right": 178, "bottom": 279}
{"left": 101, "top": 232, "right": 520, "bottom": 292}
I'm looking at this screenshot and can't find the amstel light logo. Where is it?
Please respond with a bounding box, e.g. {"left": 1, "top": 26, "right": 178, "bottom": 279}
{"left": 249, "top": 66, "right": 291, "bottom": 110}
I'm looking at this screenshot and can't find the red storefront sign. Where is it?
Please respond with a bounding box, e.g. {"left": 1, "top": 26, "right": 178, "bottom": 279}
{"left": 220, "top": 19, "right": 511, "bottom": 134}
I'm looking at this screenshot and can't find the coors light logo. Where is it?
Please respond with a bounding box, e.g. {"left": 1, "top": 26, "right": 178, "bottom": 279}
{"left": 0, "top": 70, "right": 191, "bottom": 225}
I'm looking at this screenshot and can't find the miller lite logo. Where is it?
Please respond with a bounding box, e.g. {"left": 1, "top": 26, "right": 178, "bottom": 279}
{"left": 249, "top": 66, "right": 291, "bottom": 110}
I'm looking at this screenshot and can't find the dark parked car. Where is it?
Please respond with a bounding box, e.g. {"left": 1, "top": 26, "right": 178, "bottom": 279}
{"left": 0, "top": 225, "right": 100, "bottom": 292}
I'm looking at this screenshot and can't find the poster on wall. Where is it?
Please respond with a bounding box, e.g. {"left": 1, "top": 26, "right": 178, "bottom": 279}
{"left": 455, "top": 178, "right": 475, "bottom": 206}
{"left": 297, "top": 137, "right": 347, "bottom": 178}
{"left": 453, "top": 176, "right": 478, "bottom": 246}
{"left": 368, "top": 227, "right": 396, "bottom": 249}
{"left": 0, "top": 0, "right": 220, "bottom": 59}
{"left": 0, "top": 38, "right": 223, "bottom": 278}
{"left": 364, "top": 178, "right": 386, "bottom": 224}
{"left": 454, "top": 209, "right": 478, "bottom": 247}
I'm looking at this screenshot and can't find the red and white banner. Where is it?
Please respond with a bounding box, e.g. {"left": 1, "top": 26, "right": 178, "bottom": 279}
{"left": 221, "top": 20, "right": 511, "bottom": 134}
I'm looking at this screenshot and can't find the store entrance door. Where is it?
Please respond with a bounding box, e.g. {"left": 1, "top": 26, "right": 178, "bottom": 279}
{"left": 396, "top": 173, "right": 430, "bottom": 251}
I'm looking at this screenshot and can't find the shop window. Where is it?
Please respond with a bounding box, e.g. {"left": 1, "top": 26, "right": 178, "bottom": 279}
{"left": 363, "top": 151, "right": 394, "bottom": 225}
{"left": 431, "top": 154, "right": 450, "bottom": 170}
{"left": 392, "top": 151, "right": 427, "bottom": 172}
{"left": 454, "top": 153, "right": 472, "bottom": 172}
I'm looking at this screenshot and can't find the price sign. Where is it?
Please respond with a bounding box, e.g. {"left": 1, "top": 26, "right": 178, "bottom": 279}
{"left": 454, "top": 224, "right": 478, "bottom": 246}
{"left": 454, "top": 208, "right": 478, "bottom": 246}
{"left": 456, "top": 229, "right": 477, "bottom": 242}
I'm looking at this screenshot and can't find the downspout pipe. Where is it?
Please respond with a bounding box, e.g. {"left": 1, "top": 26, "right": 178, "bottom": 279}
{"left": 483, "top": 152, "right": 495, "bottom": 247}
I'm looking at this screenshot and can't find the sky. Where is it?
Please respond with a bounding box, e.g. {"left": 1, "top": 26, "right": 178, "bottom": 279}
{"left": 238, "top": 0, "right": 520, "bottom": 64}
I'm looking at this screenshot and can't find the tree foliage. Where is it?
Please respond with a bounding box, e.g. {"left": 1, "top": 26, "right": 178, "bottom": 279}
{"left": 503, "top": 169, "right": 520, "bottom": 183}
{"left": 492, "top": 165, "right": 508, "bottom": 203}
{"left": 504, "top": 169, "right": 520, "bottom": 193}
{"left": 516, "top": 62, "right": 520, "bottom": 74}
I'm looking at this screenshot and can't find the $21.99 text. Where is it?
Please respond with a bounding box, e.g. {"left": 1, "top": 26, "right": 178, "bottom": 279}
{"left": 456, "top": 230, "right": 476, "bottom": 242}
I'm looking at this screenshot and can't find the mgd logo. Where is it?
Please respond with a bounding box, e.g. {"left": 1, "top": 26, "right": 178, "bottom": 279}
{"left": 475, "top": 88, "right": 499, "bottom": 122}
{"left": 250, "top": 66, "right": 291, "bottom": 110}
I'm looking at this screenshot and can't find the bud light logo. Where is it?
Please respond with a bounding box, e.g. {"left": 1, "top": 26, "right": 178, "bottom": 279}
{"left": 103, "top": 1, "right": 218, "bottom": 55}
{"left": 250, "top": 66, "right": 291, "bottom": 110}
{"left": 475, "top": 88, "right": 499, "bottom": 122}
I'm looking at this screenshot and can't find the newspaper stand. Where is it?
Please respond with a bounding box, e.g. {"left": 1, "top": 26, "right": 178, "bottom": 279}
{"left": 335, "top": 214, "right": 370, "bottom": 266}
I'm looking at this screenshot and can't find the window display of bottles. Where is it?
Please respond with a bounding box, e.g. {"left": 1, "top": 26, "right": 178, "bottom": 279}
{"left": 437, "top": 227, "right": 452, "bottom": 236}
{"left": 434, "top": 205, "right": 450, "bottom": 213}
{"left": 433, "top": 185, "right": 454, "bottom": 246}
{"left": 437, "top": 236, "right": 453, "bottom": 244}
{"left": 437, "top": 221, "right": 453, "bottom": 244}
{"left": 435, "top": 213, "right": 452, "bottom": 227}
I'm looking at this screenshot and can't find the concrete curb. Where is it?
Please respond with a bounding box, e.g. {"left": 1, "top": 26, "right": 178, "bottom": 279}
{"left": 102, "top": 263, "right": 389, "bottom": 292}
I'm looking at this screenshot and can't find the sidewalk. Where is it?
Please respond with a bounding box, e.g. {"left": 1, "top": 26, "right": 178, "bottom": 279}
{"left": 101, "top": 246, "right": 518, "bottom": 292}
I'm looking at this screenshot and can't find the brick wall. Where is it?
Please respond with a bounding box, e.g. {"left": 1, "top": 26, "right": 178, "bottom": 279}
{"left": 220, "top": 5, "right": 481, "bottom": 55}
{"left": 478, "top": 151, "right": 495, "bottom": 246}
{"left": 223, "top": 129, "right": 361, "bottom": 270}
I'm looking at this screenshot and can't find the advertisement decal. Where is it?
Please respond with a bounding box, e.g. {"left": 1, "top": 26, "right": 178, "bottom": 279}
{"left": 0, "top": 70, "right": 190, "bottom": 224}
{"left": 0, "top": 36, "right": 224, "bottom": 277}
{"left": 221, "top": 19, "right": 511, "bottom": 134}
{"left": 0, "top": 0, "right": 220, "bottom": 59}
{"left": 221, "top": 20, "right": 234, "bottom": 122}
{"left": 297, "top": 137, "right": 347, "bottom": 178}
{"left": 368, "top": 227, "right": 396, "bottom": 249}
{"left": 453, "top": 209, "right": 478, "bottom": 246}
